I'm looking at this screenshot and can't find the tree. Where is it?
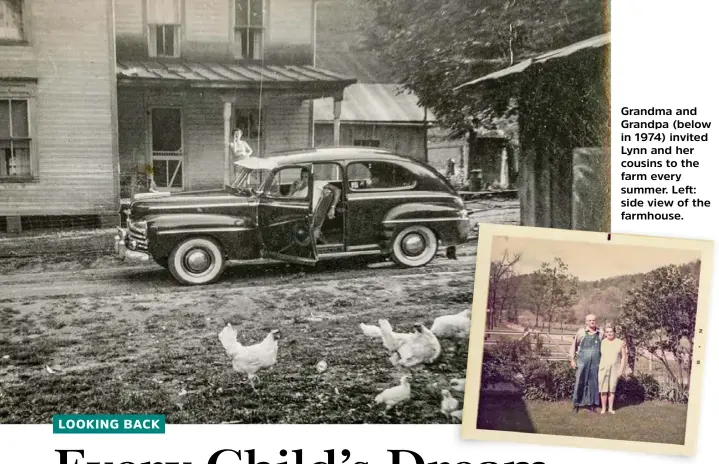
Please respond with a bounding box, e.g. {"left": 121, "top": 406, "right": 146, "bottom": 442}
{"left": 618, "top": 264, "right": 700, "bottom": 399}
{"left": 487, "top": 250, "right": 522, "bottom": 328}
{"left": 361, "top": 0, "right": 607, "bottom": 131}
{"left": 528, "top": 258, "right": 579, "bottom": 332}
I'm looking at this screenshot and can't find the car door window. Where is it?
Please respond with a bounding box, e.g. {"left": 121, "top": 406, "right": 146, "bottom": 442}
{"left": 347, "top": 161, "right": 416, "bottom": 191}
{"left": 264, "top": 166, "right": 308, "bottom": 198}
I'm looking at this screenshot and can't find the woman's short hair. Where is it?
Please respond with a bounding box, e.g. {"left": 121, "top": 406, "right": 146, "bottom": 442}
{"left": 233, "top": 128, "right": 243, "bottom": 135}
{"left": 604, "top": 322, "right": 615, "bottom": 331}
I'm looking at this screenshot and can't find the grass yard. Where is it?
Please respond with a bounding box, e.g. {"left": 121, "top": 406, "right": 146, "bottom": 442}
{"left": 477, "top": 394, "right": 687, "bottom": 444}
{"left": 0, "top": 264, "right": 474, "bottom": 424}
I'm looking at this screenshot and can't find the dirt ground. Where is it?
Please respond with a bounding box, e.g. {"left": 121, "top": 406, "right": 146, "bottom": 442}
{"left": 0, "top": 199, "right": 519, "bottom": 424}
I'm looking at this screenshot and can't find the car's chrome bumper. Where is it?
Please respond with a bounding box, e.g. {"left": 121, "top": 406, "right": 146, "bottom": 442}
{"left": 114, "top": 228, "right": 150, "bottom": 262}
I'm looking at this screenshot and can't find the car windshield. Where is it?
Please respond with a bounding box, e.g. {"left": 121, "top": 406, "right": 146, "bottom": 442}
{"left": 259, "top": 166, "right": 306, "bottom": 197}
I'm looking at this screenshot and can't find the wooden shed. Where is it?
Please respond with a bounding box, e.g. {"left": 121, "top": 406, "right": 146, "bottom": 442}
{"left": 456, "top": 34, "right": 610, "bottom": 232}
{"left": 313, "top": 83, "right": 435, "bottom": 161}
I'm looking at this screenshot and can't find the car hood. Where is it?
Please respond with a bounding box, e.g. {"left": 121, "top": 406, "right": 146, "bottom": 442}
{"left": 128, "top": 188, "right": 253, "bottom": 219}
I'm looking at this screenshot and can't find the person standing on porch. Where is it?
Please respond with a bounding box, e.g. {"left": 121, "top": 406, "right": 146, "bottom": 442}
{"left": 569, "top": 314, "right": 603, "bottom": 413}
{"left": 230, "top": 129, "right": 253, "bottom": 160}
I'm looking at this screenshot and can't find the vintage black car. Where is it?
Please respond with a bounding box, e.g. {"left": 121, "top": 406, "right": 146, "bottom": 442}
{"left": 115, "top": 147, "right": 470, "bottom": 285}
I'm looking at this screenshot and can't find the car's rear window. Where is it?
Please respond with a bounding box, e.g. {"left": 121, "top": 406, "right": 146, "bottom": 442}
{"left": 347, "top": 161, "right": 416, "bottom": 191}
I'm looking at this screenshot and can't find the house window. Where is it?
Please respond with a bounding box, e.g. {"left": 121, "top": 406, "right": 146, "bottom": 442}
{"left": 353, "top": 139, "right": 381, "bottom": 148}
{"left": 233, "top": 0, "right": 264, "bottom": 60}
{"left": 147, "top": 0, "right": 181, "bottom": 57}
{"left": 0, "top": 0, "right": 23, "bottom": 42}
{"left": 0, "top": 99, "right": 31, "bottom": 179}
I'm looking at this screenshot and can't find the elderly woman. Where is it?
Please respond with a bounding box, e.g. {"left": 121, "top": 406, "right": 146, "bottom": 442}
{"left": 599, "top": 323, "right": 628, "bottom": 414}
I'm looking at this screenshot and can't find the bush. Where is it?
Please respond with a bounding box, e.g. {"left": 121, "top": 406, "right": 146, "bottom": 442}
{"left": 523, "top": 361, "right": 575, "bottom": 401}
{"left": 616, "top": 373, "right": 660, "bottom": 404}
{"left": 481, "top": 337, "right": 535, "bottom": 386}
{"left": 482, "top": 337, "right": 575, "bottom": 400}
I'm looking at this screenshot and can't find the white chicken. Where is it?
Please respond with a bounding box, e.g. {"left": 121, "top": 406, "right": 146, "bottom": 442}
{"left": 440, "top": 389, "right": 460, "bottom": 416}
{"left": 218, "top": 323, "right": 280, "bottom": 394}
{"left": 374, "top": 375, "right": 411, "bottom": 411}
{"left": 430, "top": 309, "right": 471, "bottom": 339}
{"left": 360, "top": 323, "right": 383, "bottom": 339}
{"left": 377, "top": 319, "right": 414, "bottom": 366}
{"left": 393, "top": 323, "right": 442, "bottom": 368}
{"left": 449, "top": 378, "right": 466, "bottom": 393}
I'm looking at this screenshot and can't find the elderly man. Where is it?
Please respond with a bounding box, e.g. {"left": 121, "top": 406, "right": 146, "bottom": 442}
{"left": 569, "top": 314, "right": 604, "bottom": 413}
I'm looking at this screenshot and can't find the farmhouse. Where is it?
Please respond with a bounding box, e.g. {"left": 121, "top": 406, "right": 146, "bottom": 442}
{"left": 1, "top": 0, "right": 119, "bottom": 232}
{"left": 115, "top": 0, "right": 355, "bottom": 195}
{"left": 1, "top": 0, "right": 357, "bottom": 232}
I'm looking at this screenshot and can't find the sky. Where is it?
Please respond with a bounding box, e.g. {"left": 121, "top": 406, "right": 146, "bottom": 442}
{"left": 490, "top": 236, "right": 701, "bottom": 281}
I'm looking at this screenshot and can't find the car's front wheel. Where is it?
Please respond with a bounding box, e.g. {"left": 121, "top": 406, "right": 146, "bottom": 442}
{"left": 168, "top": 237, "right": 226, "bottom": 285}
{"left": 390, "top": 225, "right": 438, "bottom": 268}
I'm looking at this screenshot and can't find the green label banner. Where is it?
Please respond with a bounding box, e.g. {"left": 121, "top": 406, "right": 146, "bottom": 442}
{"left": 52, "top": 414, "right": 165, "bottom": 434}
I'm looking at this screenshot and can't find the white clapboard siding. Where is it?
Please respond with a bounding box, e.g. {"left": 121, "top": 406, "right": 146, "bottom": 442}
{"left": 0, "top": 0, "right": 117, "bottom": 217}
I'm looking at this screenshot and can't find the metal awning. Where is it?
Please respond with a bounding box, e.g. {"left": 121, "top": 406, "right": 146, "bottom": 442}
{"left": 313, "top": 83, "right": 436, "bottom": 125}
{"left": 116, "top": 60, "right": 357, "bottom": 93}
{"left": 454, "top": 33, "right": 610, "bottom": 90}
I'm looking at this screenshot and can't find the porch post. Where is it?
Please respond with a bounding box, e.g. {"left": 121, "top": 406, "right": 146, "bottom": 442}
{"left": 332, "top": 95, "right": 342, "bottom": 147}
{"left": 223, "top": 101, "right": 233, "bottom": 185}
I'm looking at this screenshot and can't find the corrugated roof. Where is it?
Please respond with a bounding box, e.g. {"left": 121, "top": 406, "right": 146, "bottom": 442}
{"left": 116, "top": 61, "right": 357, "bottom": 90}
{"left": 315, "top": 51, "right": 396, "bottom": 84}
{"left": 313, "top": 83, "right": 436, "bottom": 124}
{"left": 455, "top": 33, "right": 610, "bottom": 90}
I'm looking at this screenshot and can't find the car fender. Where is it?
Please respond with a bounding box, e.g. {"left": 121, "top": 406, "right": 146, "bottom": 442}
{"left": 146, "top": 213, "right": 260, "bottom": 260}
{"left": 381, "top": 203, "right": 469, "bottom": 246}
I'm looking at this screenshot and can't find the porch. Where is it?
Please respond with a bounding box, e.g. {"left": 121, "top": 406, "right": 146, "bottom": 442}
{"left": 116, "top": 61, "right": 356, "bottom": 196}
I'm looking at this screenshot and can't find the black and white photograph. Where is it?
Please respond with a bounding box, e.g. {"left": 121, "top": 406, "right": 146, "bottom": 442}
{"left": 461, "top": 224, "right": 713, "bottom": 456}
{"left": 2, "top": 0, "right": 607, "bottom": 424}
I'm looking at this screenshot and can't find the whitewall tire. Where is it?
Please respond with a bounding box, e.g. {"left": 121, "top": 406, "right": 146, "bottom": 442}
{"left": 390, "top": 225, "right": 438, "bottom": 268}
{"left": 168, "top": 237, "right": 226, "bottom": 285}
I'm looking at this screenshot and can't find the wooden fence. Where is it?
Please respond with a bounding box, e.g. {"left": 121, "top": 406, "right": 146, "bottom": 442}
{"left": 483, "top": 329, "right": 685, "bottom": 382}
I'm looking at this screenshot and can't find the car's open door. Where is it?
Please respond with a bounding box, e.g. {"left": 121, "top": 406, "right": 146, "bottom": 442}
{"left": 258, "top": 164, "right": 318, "bottom": 265}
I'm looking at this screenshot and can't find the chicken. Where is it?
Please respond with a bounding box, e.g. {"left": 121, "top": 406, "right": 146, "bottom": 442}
{"left": 394, "top": 323, "right": 442, "bottom": 368}
{"left": 218, "top": 323, "right": 280, "bottom": 394}
{"left": 377, "top": 319, "right": 414, "bottom": 366}
{"left": 360, "top": 323, "right": 383, "bottom": 339}
{"left": 430, "top": 309, "right": 471, "bottom": 339}
{"left": 449, "top": 378, "right": 466, "bottom": 393}
{"left": 440, "top": 389, "right": 460, "bottom": 416}
{"left": 374, "top": 375, "right": 411, "bottom": 411}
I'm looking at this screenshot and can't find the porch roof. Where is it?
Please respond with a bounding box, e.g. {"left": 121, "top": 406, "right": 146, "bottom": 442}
{"left": 116, "top": 60, "right": 357, "bottom": 95}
